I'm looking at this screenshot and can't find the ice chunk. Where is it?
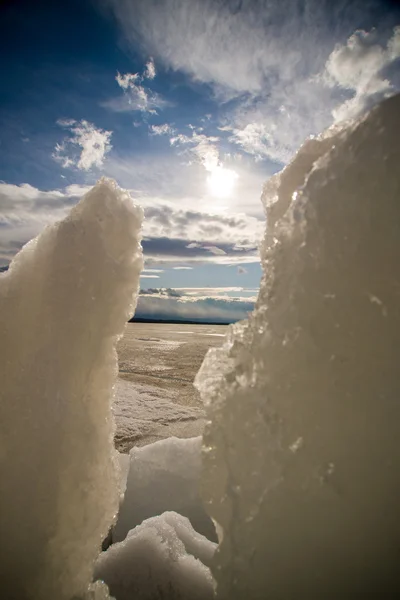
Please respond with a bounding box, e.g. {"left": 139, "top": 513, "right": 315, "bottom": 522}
{"left": 195, "top": 94, "right": 400, "bottom": 598}
{"left": 114, "top": 436, "right": 217, "bottom": 543}
{"left": 0, "top": 178, "right": 143, "bottom": 599}
{"left": 94, "top": 512, "right": 216, "bottom": 600}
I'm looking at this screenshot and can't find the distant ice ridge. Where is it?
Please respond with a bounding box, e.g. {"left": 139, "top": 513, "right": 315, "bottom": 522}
{"left": 196, "top": 93, "right": 400, "bottom": 598}
{"left": 0, "top": 178, "right": 143, "bottom": 599}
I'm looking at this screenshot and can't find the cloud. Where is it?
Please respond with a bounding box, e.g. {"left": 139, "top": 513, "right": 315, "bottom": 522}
{"left": 142, "top": 237, "right": 259, "bottom": 266}
{"left": 104, "top": 0, "right": 400, "bottom": 165}
{"left": 204, "top": 245, "right": 226, "bottom": 256}
{"left": 143, "top": 203, "right": 263, "bottom": 258}
{"left": 143, "top": 268, "right": 164, "bottom": 273}
{"left": 141, "top": 274, "right": 160, "bottom": 278}
{"left": 150, "top": 123, "right": 175, "bottom": 136}
{"left": 322, "top": 27, "right": 400, "bottom": 121}
{"left": 103, "top": 61, "right": 166, "bottom": 114}
{"left": 144, "top": 57, "right": 156, "bottom": 80}
{"left": 0, "top": 181, "right": 263, "bottom": 267}
{"left": 103, "top": 0, "right": 305, "bottom": 96}
{"left": 53, "top": 120, "right": 112, "bottom": 171}
{"left": 224, "top": 122, "right": 289, "bottom": 163}
{"left": 0, "top": 182, "right": 83, "bottom": 266}
{"left": 170, "top": 131, "right": 220, "bottom": 171}
{"left": 173, "top": 266, "right": 193, "bottom": 270}
{"left": 135, "top": 289, "right": 255, "bottom": 323}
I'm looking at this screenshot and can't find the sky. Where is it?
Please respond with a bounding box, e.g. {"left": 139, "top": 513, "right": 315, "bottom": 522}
{"left": 0, "top": 0, "right": 399, "bottom": 322}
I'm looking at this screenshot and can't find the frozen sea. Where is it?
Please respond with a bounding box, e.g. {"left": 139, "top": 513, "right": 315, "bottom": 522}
{"left": 114, "top": 322, "right": 228, "bottom": 452}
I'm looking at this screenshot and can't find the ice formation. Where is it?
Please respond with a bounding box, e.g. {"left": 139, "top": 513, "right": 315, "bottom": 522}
{"left": 0, "top": 178, "right": 143, "bottom": 599}
{"left": 114, "top": 436, "right": 216, "bottom": 543}
{"left": 94, "top": 511, "right": 216, "bottom": 600}
{"left": 196, "top": 93, "right": 400, "bottom": 598}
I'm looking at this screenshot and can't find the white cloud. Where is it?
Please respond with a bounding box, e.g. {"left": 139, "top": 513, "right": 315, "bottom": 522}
{"left": 104, "top": 70, "right": 167, "bottom": 114}
{"left": 144, "top": 57, "right": 156, "bottom": 79}
{"left": 116, "top": 72, "right": 140, "bottom": 89}
{"left": 135, "top": 292, "right": 255, "bottom": 323}
{"left": 322, "top": 27, "right": 400, "bottom": 121}
{"left": 141, "top": 274, "right": 160, "bottom": 278}
{"left": 173, "top": 266, "right": 193, "bottom": 270}
{"left": 143, "top": 268, "right": 164, "bottom": 273}
{"left": 171, "top": 131, "right": 220, "bottom": 171}
{"left": 224, "top": 123, "right": 282, "bottom": 162}
{"left": 150, "top": 123, "right": 175, "bottom": 136}
{"left": 53, "top": 120, "right": 112, "bottom": 171}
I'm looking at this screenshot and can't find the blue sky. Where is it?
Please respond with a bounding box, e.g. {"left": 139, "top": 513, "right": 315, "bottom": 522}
{"left": 1, "top": 0, "right": 399, "bottom": 322}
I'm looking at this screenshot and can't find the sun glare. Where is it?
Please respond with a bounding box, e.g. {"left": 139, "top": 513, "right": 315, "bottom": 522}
{"left": 207, "top": 165, "right": 238, "bottom": 198}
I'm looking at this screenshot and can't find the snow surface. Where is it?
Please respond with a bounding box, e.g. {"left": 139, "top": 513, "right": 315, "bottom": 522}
{"left": 94, "top": 512, "right": 216, "bottom": 600}
{"left": 114, "top": 378, "right": 204, "bottom": 450}
{"left": 195, "top": 93, "right": 400, "bottom": 599}
{"left": 114, "top": 436, "right": 217, "bottom": 544}
{"left": 0, "top": 178, "right": 143, "bottom": 599}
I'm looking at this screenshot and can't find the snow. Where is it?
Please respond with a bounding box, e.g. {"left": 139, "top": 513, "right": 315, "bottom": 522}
{"left": 114, "top": 436, "right": 216, "bottom": 544}
{"left": 195, "top": 93, "right": 400, "bottom": 598}
{"left": 0, "top": 178, "right": 143, "bottom": 599}
{"left": 94, "top": 512, "right": 216, "bottom": 600}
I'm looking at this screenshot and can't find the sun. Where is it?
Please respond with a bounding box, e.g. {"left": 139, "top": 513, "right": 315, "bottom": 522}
{"left": 207, "top": 165, "right": 238, "bottom": 198}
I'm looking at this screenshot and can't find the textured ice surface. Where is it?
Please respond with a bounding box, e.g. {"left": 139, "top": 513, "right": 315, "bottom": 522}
{"left": 0, "top": 178, "right": 143, "bottom": 599}
{"left": 114, "top": 436, "right": 216, "bottom": 543}
{"left": 94, "top": 512, "right": 216, "bottom": 600}
{"left": 195, "top": 94, "right": 400, "bottom": 598}
{"left": 114, "top": 378, "right": 204, "bottom": 450}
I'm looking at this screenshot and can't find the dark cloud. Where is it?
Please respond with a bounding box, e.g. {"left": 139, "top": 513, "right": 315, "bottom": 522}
{"left": 0, "top": 183, "right": 262, "bottom": 266}
{"left": 142, "top": 237, "right": 259, "bottom": 263}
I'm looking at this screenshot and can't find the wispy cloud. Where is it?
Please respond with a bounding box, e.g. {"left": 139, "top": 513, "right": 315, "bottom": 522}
{"left": 150, "top": 123, "right": 175, "bottom": 136}
{"left": 103, "top": 59, "right": 166, "bottom": 114}
{"left": 53, "top": 119, "right": 112, "bottom": 170}
{"left": 144, "top": 57, "right": 156, "bottom": 80}
{"left": 173, "top": 266, "right": 193, "bottom": 270}
{"left": 105, "top": 0, "right": 400, "bottom": 163}
{"left": 104, "top": 0, "right": 305, "bottom": 96}
{"left": 321, "top": 27, "right": 400, "bottom": 121}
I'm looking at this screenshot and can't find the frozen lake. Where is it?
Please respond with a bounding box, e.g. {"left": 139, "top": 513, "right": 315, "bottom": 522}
{"left": 114, "top": 322, "right": 228, "bottom": 451}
